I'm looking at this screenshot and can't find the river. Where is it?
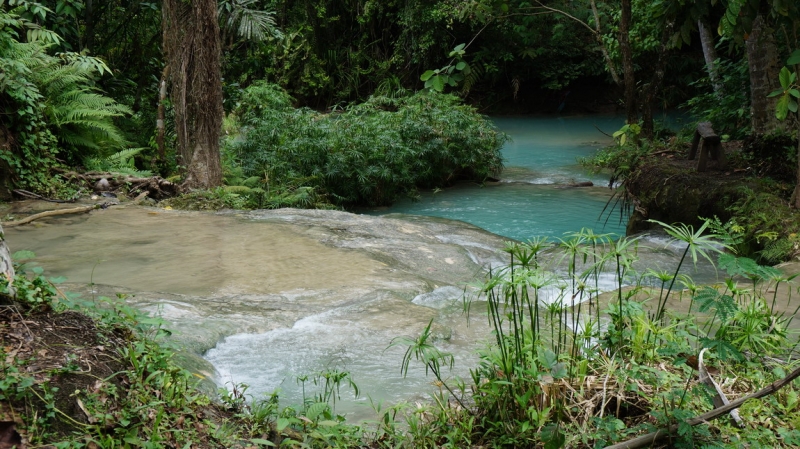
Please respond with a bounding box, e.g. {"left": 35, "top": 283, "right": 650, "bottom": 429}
{"left": 5, "top": 114, "right": 712, "bottom": 419}
{"left": 372, "top": 115, "right": 628, "bottom": 240}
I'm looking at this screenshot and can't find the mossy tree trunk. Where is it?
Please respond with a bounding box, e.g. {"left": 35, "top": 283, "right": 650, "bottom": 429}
{"left": 746, "top": 14, "right": 783, "bottom": 135}
{"left": 162, "top": 0, "right": 224, "bottom": 190}
{"left": 793, "top": 134, "right": 800, "bottom": 208}
{"left": 698, "top": 19, "right": 723, "bottom": 96}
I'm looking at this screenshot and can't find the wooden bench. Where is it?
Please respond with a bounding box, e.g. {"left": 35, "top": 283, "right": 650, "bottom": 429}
{"left": 688, "top": 122, "right": 726, "bottom": 172}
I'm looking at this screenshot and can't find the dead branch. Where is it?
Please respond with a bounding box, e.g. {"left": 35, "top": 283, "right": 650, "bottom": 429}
{"left": 4, "top": 205, "right": 98, "bottom": 227}
{"left": 605, "top": 364, "right": 800, "bottom": 449}
{"left": 13, "top": 189, "right": 82, "bottom": 203}
{"left": 698, "top": 348, "right": 743, "bottom": 427}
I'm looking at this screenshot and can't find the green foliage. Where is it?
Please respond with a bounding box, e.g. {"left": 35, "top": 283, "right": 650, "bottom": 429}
{"left": 420, "top": 43, "right": 472, "bottom": 93}
{"left": 83, "top": 147, "right": 152, "bottom": 177}
{"left": 579, "top": 126, "right": 655, "bottom": 186}
{"left": 0, "top": 9, "right": 130, "bottom": 193}
{"left": 226, "top": 84, "right": 505, "bottom": 207}
{"left": 684, "top": 56, "right": 752, "bottom": 140}
{"left": 218, "top": 0, "right": 281, "bottom": 42}
{"left": 726, "top": 189, "right": 800, "bottom": 264}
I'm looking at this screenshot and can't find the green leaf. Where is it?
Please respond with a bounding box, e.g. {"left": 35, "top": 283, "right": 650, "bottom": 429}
{"left": 768, "top": 89, "right": 785, "bottom": 97}
{"left": 318, "top": 420, "right": 339, "bottom": 427}
{"left": 776, "top": 94, "right": 790, "bottom": 120}
{"left": 790, "top": 99, "right": 798, "bottom": 113}
{"left": 420, "top": 70, "right": 435, "bottom": 82}
{"left": 432, "top": 75, "right": 445, "bottom": 92}
{"left": 455, "top": 61, "right": 467, "bottom": 70}
{"left": 550, "top": 362, "right": 567, "bottom": 379}
{"left": 540, "top": 349, "right": 558, "bottom": 369}
{"left": 790, "top": 89, "right": 800, "bottom": 99}
{"left": 453, "top": 43, "right": 465, "bottom": 52}
{"left": 305, "top": 402, "right": 328, "bottom": 421}
{"left": 779, "top": 66, "right": 793, "bottom": 90}
{"left": 12, "top": 250, "right": 35, "bottom": 261}
{"left": 542, "top": 424, "right": 566, "bottom": 449}
{"left": 251, "top": 438, "right": 276, "bottom": 447}
{"left": 788, "top": 49, "right": 800, "bottom": 65}
{"left": 276, "top": 417, "right": 291, "bottom": 432}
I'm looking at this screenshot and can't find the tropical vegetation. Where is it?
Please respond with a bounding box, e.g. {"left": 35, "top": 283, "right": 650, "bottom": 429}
{"left": 4, "top": 0, "right": 800, "bottom": 447}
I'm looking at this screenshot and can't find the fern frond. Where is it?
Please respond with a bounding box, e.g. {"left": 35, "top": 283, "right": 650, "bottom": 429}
{"left": 224, "top": 185, "right": 253, "bottom": 194}
{"left": 242, "top": 176, "right": 263, "bottom": 187}
{"left": 106, "top": 147, "right": 147, "bottom": 163}
{"left": 461, "top": 63, "right": 484, "bottom": 96}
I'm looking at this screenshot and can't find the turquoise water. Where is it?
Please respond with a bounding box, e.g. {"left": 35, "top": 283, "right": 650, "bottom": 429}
{"left": 371, "top": 115, "right": 630, "bottom": 240}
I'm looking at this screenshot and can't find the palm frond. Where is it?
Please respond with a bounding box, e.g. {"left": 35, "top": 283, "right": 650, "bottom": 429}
{"left": 218, "top": 0, "right": 281, "bottom": 42}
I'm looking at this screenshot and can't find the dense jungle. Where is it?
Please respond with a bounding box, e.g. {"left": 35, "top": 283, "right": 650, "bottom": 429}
{"left": 3, "top": 0, "right": 800, "bottom": 448}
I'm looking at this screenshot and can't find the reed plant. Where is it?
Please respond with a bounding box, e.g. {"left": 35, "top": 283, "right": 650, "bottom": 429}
{"left": 395, "top": 218, "right": 800, "bottom": 448}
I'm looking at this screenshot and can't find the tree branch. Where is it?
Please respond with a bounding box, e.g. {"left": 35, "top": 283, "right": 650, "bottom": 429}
{"left": 605, "top": 364, "right": 800, "bottom": 449}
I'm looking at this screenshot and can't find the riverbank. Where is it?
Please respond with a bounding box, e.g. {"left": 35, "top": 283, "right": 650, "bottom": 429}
{"left": 620, "top": 138, "right": 800, "bottom": 265}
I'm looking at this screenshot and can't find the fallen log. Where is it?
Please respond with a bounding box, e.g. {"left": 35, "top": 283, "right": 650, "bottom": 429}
{"left": 605, "top": 364, "right": 800, "bottom": 449}
{"left": 4, "top": 205, "right": 98, "bottom": 227}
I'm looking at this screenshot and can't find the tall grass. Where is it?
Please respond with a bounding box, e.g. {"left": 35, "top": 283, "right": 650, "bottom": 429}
{"left": 395, "top": 219, "right": 800, "bottom": 447}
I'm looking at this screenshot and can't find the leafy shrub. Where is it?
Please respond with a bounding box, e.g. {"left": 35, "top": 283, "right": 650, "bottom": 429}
{"left": 0, "top": 10, "right": 130, "bottom": 193}
{"left": 225, "top": 83, "right": 505, "bottom": 207}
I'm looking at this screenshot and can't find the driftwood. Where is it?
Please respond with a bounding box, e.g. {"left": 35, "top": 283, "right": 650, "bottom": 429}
{"left": 4, "top": 205, "right": 98, "bottom": 227}
{"left": 0, "top": 222, "right": 14, "bottom": 299}
{"left": 13, "top": 188, "right": 82, "bottom": 203}
{"left": 605, "top": 364, "right": 800, "bottom": 449}
{"left": 60, "top": 172, "right": 179, "bottom": 200}
{"left": 698, "top": 348, "right": 743, "bottom": 427}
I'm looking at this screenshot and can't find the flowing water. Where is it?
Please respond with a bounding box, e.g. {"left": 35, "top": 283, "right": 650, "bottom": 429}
{"left": 4, "top": 115, "right": 726, "bottom": 419}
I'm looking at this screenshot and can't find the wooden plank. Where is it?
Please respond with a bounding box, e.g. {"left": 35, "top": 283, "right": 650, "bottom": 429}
{"left": 697, "top": 139, "right": 710, "bottom": 172}
{"left": 697, "top": 121, "right": 720, "bottom": 142}
{"left": 688, "top": 130, "right": 701, "bottom": 160}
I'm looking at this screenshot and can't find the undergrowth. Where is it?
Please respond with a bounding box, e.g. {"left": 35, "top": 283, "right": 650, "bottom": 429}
{"left": 216, "top": 82, "right": 506, "bottom": 209}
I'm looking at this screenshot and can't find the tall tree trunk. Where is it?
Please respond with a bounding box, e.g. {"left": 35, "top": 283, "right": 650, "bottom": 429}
{"left": 747, "top": 15, "right": 783, "bottom": 135}
{"left": 590, "top": 0, "right": 621, "bottom": 86}
{"left": 641, "top": 21, "right": 674, "bottom": 140}
{"left": 698, "top": 20, "right": 723, "bottom": 95}
{"left": 619, "top": 0, "right": 637, "bottom": 124}
{"left": 163, "top": 0, "right": 224, "bottom": 189}
{"left": 156, "top": 65, "right": 170, "bottom": 164}
{"left": 84, "top": 0, "right": 94, "bottom": 52}
{"left": 794, "top": 133, "right": 800, "bottom": 208}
